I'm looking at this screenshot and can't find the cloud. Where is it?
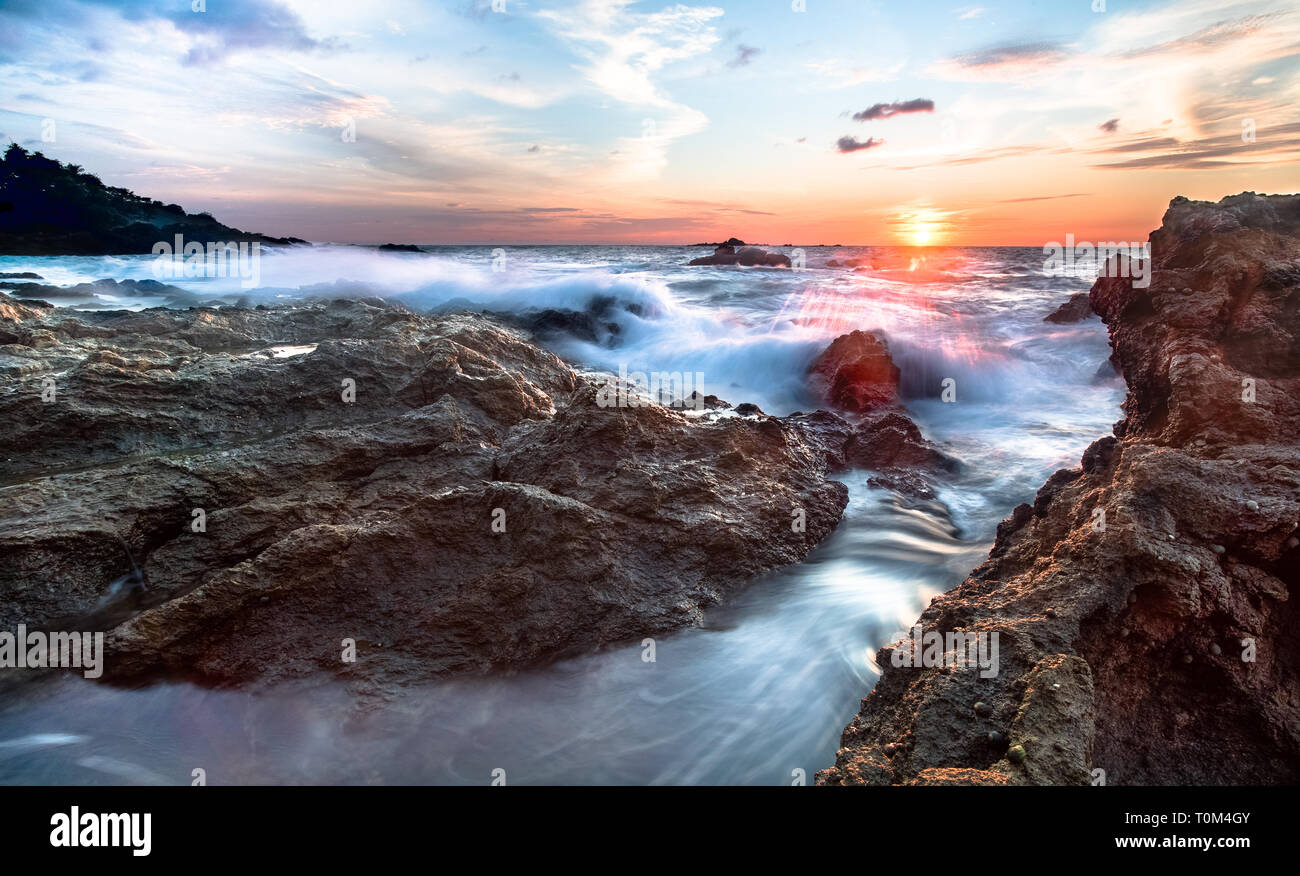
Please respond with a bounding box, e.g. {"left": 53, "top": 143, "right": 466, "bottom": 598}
{"left": 892, "top": 143, "right": 1048, "bottom": 170}
{"left": 1089, "top": 120, "right": 1300, "bottom": 169}
{"left": 456, "top": 1, "right": 501, "bottom": 22}
{"left": 806, "top": 58, "right": 905, "bottom": 88}
{"left": 727, "top": 44, "right": 760, "bottom": 68}
{"left": 998, "top": 193, "right": 1088, "bottom": 203}
{"left": 852, "top": 98, "right": 935, "bottom": 121}
{"left": 836, "top": 135, "right": 885, "bottom": 153}
{"left": 957, "top": 7, "right": 986, "bottom": 19}
{"left": 0, "top": 0, "right": 341, "bottom": 66}
{"left": 536, "top": 0, "right": 724, "bottom": 178}
{"left": 945, "top": 41, "right": 1068, "bottom": 70}
{"left": 1099, "top": 118, "right": 1120, "bottom": 133}
{"left": 159, "top": 0, "right": 340, "bottom": 66}
{"left": 1117, "top": 13, "right": 1282, "bottom": 59}
{"left": 537, "top": 1, "right": 722, "bottom": 106}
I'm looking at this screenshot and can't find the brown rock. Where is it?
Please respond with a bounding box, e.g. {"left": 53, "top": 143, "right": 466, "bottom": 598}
{"left": 819, "top": 192, "right": 1300, "bottom": 786}
{"left": 1043, "top": 292, "right": 1095, "bottom": 324}
{"left": 0, "top": 297, "right": 852, "bottom": 689}
{"left": 807, "top": 329, "right": 900, "bottom": 413}
{"left": 688, "top": 244, "right": 791, "bottom": 268}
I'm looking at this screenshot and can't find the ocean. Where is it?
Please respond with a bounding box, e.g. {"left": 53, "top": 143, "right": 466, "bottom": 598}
{"left": 0, "top": 244, "right": 1124, "bottom": 784}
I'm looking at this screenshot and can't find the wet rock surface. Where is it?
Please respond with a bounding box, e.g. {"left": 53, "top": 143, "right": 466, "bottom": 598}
{"left": 800, "top": 328, "right": 955, "bottom": 496}
{"left": 0, "top": 296, "right": 927, "bottom": 689}
{"left": 1043, "top": 291, "right": 1095, "bottom": 324}
{"left": 807, "top": 329, "right": 901, "bottom": 413}
{"left": 818, "top": 192, "right": 1300, "bottom": 785}
{"left": 687, "top": 244, "right": 792, "bottom": 267}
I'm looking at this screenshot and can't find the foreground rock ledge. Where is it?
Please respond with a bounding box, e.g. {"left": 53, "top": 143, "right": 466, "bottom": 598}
{"left": 0, "top": 298, "right": 893, "bottom": 688}
{"left": 818, "top": 192, "right": 1300, "bottom": 786}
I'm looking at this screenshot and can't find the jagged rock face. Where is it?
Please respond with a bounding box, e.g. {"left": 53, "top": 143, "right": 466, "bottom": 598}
{"left": 0, "top": 298, "right": 851, "bottom": 687}
{"left": 818, "top": 192, "right": 1300, "bottom": 786}
{"left": 807, "top": 329, "right": 901, "bottom": 413}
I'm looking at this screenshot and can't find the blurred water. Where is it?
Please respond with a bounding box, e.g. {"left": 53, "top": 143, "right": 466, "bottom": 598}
{"left": 0, "top": 245, "right": 1123, "bottom": 784}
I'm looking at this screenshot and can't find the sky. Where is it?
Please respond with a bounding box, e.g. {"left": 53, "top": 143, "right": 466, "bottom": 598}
{"left": 0, "top": 0, "right": 1297, "bottom": 244}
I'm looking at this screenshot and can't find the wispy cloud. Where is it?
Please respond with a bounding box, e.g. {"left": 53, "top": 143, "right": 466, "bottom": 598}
{"left": 938, "top": 41, "right": 1070, "bottom": 74}
{"left": 536, "top": 0, "right": 723, "bottom": 178}
{"left": 806, "top": 58, "right": 906, "bottom": 87}
{"left": 727, "top": 44, "right": 761, "bottom": 68}
{"left": 1089, "top": 120, "right": 1300, "bottom": 169}
{"left": 998, "top": 193, "right": 1088, "bottom": 203}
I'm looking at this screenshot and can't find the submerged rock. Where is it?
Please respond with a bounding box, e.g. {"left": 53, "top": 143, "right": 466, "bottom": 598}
{"left": 818, "top": 192, "right": 1300, "bottom": 786}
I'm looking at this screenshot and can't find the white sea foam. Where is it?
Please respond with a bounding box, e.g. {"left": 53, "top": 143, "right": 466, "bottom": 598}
{"left": 0, "top": 245, "right": 1125, "bottom": 785}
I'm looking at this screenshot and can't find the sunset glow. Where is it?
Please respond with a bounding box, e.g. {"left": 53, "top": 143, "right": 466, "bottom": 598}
{"left": 1, "top": 0, "right": 1297, "bottom": 244}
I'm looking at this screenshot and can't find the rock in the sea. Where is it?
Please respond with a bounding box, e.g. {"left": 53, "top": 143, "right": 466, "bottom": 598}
{"left": 807, "top": 329, "right": 900, "bottom": 413}
{"left": 818, "top": 192, "right": 1300, "bottom": 786}
{"left": 1043, "top": 292, "right": 1094, "bottom": 324}
{"left": 1, "top": 277, "right": 199, "bottom": 306}
{"left": 0, "top": 296, "right": 858, "bottom": 688}
{"left": 691, "top": 237, "right": 745, "bottom": 247}
{"left": 797, "top": 331, "right": 955, "bottom": 496}
{"left": 688, "top": 244, "right": 791, "bottom": 267}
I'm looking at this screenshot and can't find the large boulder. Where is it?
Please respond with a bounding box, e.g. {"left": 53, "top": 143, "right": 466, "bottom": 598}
{"left": 0, "top": 295, "right": 853, "bottom": 688}
{"left": 807, "top": 329, "right": 901, "bottom": 413}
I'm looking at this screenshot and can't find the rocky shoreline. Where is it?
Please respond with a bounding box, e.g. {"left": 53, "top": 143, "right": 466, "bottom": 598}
{"left": 818, "top": 192, "right": 1300, "bottom": 785}
{"left": 3, "top": 191, "right": 1294, "bottom": 785}
{"left": 0, "top": 294, "right": 947, "bottom": 689}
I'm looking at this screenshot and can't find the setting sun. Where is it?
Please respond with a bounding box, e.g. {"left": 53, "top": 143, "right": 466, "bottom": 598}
{"left": 894, "top": 207, "right": 950, "bottom": 246}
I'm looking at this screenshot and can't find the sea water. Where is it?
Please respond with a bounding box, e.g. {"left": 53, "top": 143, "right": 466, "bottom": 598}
{"left": 0, "top": 244, "right": 1122, "bottom": 784}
